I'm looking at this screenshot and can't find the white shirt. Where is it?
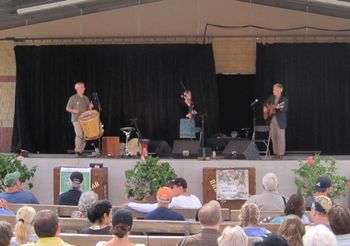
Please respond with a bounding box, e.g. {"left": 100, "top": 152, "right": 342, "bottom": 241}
{"left": 128, "top": 194, "right": 202, "bottom": 213}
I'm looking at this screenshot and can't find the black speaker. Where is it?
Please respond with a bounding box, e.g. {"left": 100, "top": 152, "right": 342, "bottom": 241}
{"left": 172, "top": 140, "right": 200, "bottom": 158}
{"left": 148, "top": 140, "right": 172, "bottom": 158}
{"left": 223, "top": 140, "right": 259, "bottom": 160}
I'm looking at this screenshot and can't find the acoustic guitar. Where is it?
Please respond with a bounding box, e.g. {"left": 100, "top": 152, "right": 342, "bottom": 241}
{"left": 263, "top": 101, "right": 284, "bottom": 120}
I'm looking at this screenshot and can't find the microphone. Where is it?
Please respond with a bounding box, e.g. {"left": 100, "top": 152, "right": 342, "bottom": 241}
{"left": 250, "top": 99, "right": 259, "bottom": 107}
{"left": 92, "top": 92, "right": 98, "bottom": 97}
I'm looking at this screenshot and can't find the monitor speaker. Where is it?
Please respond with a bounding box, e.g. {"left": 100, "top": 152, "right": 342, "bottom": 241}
{"left": 172, "top": 140, "right": 200, "bottom": 158}
{"left": 223, "top": 140, "right": 259, "bottom": 160}
{"left": 148, "top": 140, "right": 172, "bottom": 158}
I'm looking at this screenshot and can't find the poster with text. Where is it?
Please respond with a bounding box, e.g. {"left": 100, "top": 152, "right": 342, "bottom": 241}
{"left": 216, "top": 169, "right": 249, "bottom": 200}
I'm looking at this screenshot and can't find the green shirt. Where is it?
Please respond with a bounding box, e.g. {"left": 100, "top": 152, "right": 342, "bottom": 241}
{"left": 66, "top": 94, "right": 90, "bottom": 122}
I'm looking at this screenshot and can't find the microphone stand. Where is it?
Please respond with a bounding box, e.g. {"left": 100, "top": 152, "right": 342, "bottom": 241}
{"left": 130, "top": 118, "right": 143, "bottom": 150}
{"left": 93, "top": 92, "right": 102, "bottom": 157}
{"left": 198, "top": 113, "right": 208, "bottom": 159}
{"left": 251, "top": 102, "right": 257, "bottom": 141}
{"left": 199, "top": 114, "right": 206, "bottom": 148}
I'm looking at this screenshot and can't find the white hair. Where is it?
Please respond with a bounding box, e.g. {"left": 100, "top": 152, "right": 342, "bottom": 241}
{"left": 303, "top": 224, "right": 336, "bottom": 246}
{"left": 218, "top": 226, "right": 248, "bottom": 246}
{"left": 78, "top": 191, "right": 98, "bottom": 212}
{"left": 74, "top": 82, "right": 84, "bottom": 90}
{"left": 262, "top": 172, "right": 279, "bottom": 191}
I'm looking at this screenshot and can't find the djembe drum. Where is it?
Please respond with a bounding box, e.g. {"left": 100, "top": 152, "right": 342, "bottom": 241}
{"left": 78, "top": 110, "right": 104, "bottom": 140}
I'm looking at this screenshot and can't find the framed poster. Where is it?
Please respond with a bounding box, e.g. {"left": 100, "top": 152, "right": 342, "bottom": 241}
{"left": 59, "top": 167, "right": 91, "bottom": 194}
{"left": 203, "top": 167, "right": 255, "bottom": 209}
{"left": 216, "top": 169, "right": 249, "bottom": 200}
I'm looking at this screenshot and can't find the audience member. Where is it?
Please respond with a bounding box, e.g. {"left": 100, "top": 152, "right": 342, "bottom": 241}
{"left": 0, "top": 221, "right": 13, "bottom": 246}
{"left": 11, "top": 206, "right": 38, "bottom": 246}
{"left": 80, "top": 200, "right": 112, "bottom": 234}
{"left": 271, "top": 193, "right": 310, "bottom": 224}
{"left": 239, "top": 203, "right": 270, "bottom": 237}
{"left": 128, "top": 177, "right": 202, "bottom": 213}
{"left": 246, "top": 173, "right": 285, "bottom": 211}
{"left": 23, "top": 209, "right": 73, "bottom": 246}
{"left": 307, "top": 195, "right": 332, "bottom": 231}
{"left": 328, "top": 203, "right": 350, "bottom": 246}
{"left": 0, "top": 171, "right": 39, "bottom": 204}
{"left": 217, "top": 226, "right": 248, "bottom": 246}
{"left": 71, "top": 190, "right": 98, "bottom": 218}
{"left": 303, "top": 224, "right": 336, "bottom": 246}
{"left": 278, "top": 214, "right": 305, "bottom": 246}
{"left": 96, "top": 208, "right": 145, "bottom": 246}
{"left": 305, "top": 176, "right": 332, "bottom": 210}
{"left": 0, "top": 198, "right": 14, "bottom": 215}
{"left": 253, "top": 234, "right": 288, "bottom": 246}
{"left": 177, "top": 200, "right": 222, "bottom": 246}
{"left": 59, "top": 171, "right": 84, "bottom": 206}
{"left": 144, "top": 186, "right": 185, "bottom": 221}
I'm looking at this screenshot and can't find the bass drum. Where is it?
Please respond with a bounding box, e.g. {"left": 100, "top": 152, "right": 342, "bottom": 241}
{"left": 128, "top": 138, "right": 140, "bottom": 156}
{"left": 78, "top": 110, "right": 104, "bottom": 140}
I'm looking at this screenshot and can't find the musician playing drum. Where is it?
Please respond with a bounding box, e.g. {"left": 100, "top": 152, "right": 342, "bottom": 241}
{"left": 66, "top": 82, "right": 93, "bottom": 156}
{"left": 263, "top": 83, "right": 288, "bottom": 159}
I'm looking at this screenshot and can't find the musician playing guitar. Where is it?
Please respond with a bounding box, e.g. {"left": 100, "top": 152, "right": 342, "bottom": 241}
{"left": 263, "top": 83, "right": 288, "bottom": 159}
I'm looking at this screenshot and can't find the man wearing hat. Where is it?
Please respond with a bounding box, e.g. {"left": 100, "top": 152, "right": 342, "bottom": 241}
{"left": 59, "top": 171, "right": 84, "bottom": 206}
{"left": 0, "top": 171, "right": 39, "bottom": 204}
{"left": 127, "top": 177, "right": 202, "bottom": 213}
{"left": 307, "top": 195, "right": 332, "bottom": 231}
{"left": 305, "top": 176, "right": 332, "bottom": 210}
{"left": 144, "top": 186, "right": 185, "bottom": 221}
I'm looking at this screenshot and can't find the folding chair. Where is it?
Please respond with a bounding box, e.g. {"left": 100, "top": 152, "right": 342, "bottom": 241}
{"left": 252, "top": 125, "right": 271, "bottom": 157}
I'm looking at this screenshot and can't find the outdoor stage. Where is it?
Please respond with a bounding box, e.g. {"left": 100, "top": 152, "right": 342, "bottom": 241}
{"left": 19, "top": 154, "right": 350, "bottom": 206}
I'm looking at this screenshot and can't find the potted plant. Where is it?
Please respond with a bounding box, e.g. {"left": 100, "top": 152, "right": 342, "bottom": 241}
{"left": 125, "top": 157, "right": 177, "bottom": 201}
{"left": 293, "top": 154, "right": 350, "bottom": 199}
{"left": 0, "top": 154, "right": 37, "bottom": 192}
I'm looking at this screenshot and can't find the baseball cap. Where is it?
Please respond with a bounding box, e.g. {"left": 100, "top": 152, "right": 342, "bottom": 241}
{"left": 314, "top": 176, "right": 331, "bottom": 192}
{"left": 70, "top": 171, "right": 84, "bottom": 184}
{"left": 4, "top": 171, "right": 20, "bottom": 187}
{"left": 112, "top": 208, "right": 133, "bottom": 228}
{"left": 157, "top": 186, "right": 173, "bottom": 202}
{"left": 171, "top": 177, "right": 187, "bottom": 189}
{"left": 311, "top": 196, "right": 332, "bottom": 214}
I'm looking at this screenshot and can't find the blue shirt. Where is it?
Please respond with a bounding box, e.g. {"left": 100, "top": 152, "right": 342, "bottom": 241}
{"left": 0, "top": 191, "right": 39, "bottom": 204}
{"left": 144, "top": 207, "right": 185, "bottom": 221}
{"left": 0, "top": 207, "right": 15, "bottom": 216}
{"left": 271, "top": 215, "right": 311, "bottom": 224}
{"left": 244, "top": 227, "right": 270, "bottom": 237}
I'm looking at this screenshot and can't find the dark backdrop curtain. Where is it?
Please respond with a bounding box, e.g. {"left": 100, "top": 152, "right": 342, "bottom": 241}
{"left": 12, "top": 44, "right": 219, "bottom": 153}
{"left": 217, "top": 74, "right": 256, "bottom": 137}
{"left": 256, "top": 43, "right": 350, "bottom": 154}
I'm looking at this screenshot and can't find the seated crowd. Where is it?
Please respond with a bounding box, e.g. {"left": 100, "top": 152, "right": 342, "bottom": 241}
{"left": 0, "top": 171, "right": 349, "bottom": 246}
